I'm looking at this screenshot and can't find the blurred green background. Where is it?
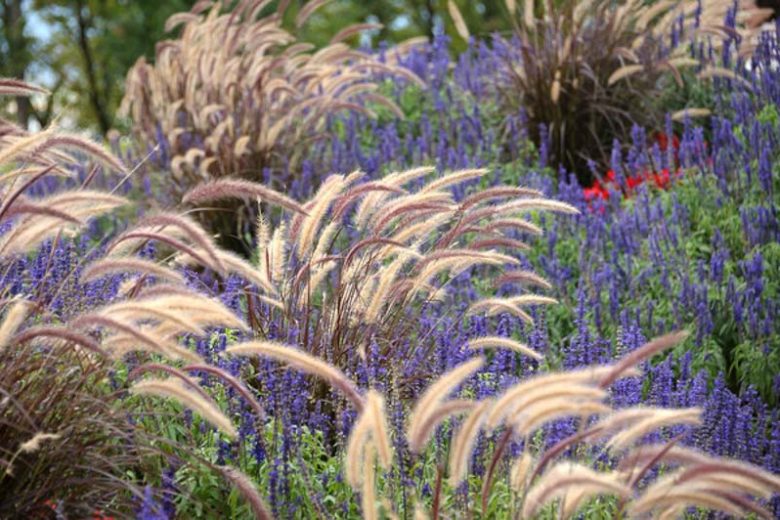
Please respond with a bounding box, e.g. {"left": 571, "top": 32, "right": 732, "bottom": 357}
{"left": 0, "top": 0, "right": 507, "bottom": 134}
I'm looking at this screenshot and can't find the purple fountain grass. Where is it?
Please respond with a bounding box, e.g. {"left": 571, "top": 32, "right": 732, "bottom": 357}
{"left": 120, "top": 0, "right": 420, "bottom": 251}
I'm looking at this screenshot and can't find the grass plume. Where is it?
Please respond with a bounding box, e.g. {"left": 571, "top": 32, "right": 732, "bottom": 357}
{"left": 130, "top": 378, "right": 238, "bottom": 439}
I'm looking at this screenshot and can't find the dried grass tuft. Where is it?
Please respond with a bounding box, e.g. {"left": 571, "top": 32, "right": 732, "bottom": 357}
{"left": 600, "top": 331, "right": 689, "bottom": 388}
{"left": 183, "top": 178, "right": 308, "bottom": 215}
{"left": 490, "top": 0, "right": 759, "bottom": 183}
{"left": 82, "top": 258, "right": 186, "bottom": 285}
{"left": 0, "top": 299, "right": 31, "bottom": 350}
{"left": 18, "top": 432, "right": 61, "bottom": 454}
{"left": 0, "top": 78, "right": 49, "bottom": 97}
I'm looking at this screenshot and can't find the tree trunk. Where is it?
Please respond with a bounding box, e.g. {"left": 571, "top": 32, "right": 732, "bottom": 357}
{"left": 74, "top": 0, "right": 112, "bottom": 134}
{"left": 2, "top": 0, "right": 32, "bottom": 128}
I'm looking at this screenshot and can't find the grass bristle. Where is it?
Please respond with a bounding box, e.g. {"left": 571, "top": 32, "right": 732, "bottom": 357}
{"left": 226, "top": 341, "right": 364, "bottom": 410}
{"left": 407, "top": 358, "right": 484, "bottom": 453}
{"left": 522, "top": 463, "right": 630, "bottom": 518}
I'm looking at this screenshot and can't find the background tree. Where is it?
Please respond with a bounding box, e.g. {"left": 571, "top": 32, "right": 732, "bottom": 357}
{"left": 29, "top": 0, "right": 195, "bottom": 133}
{"left": 2, "top": 0, "right": 509, "bottom": 133}
{"left": 1, "top": 0, "right": 36, "bottom": 127}
{"left": 298, "top": 0, "right": 507, "bottom": 50}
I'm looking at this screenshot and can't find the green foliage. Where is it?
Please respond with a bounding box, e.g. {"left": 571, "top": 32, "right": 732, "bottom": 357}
{"left": 298, "top": 0, "right": 507, "bottom": 52}
{"left": 135, "top": 411, "right": 358, "bottom": 518}
{"left": 25, "top": 0, "right": 196, "bottom": 132}
{"left": 520, "top": 166, "right": 780, "bottom": 401}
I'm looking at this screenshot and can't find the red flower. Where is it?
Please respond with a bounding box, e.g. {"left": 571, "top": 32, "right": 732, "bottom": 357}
{"left": 583, "top": 183, "right": 609, "bottom": 201}
{"left": 653, "top": 168, "right": 671, "bottom": 189}
{"left": 655, "top": 131, "right": 680, "bottom": 152}
{"left": 626, "top": 175, "right": 644, "bottom": 189}
{"left": 42, "top": 501, "right": 113, "bottom": 520}
{"left": 583, "top": 179, "right": 610, "bottom": 213}
{"left": 582, "top": 130, "right": 687, "bottom": 211}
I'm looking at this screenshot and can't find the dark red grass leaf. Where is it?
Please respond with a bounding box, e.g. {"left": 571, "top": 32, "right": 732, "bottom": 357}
{"left": 627, "top": 434, "right": 685, "bottom": 487}
{"left": 481, "top": 428, "right": 513, "bottom": 514}
{"left": 716, "top": 490, "right": 775, "bottom": 520}
{"left": 11, "top": 326, "right": 106, "bottom": 357}
{"left": 418, "top": 248, "right": 515, "bottom": 266}
{"left": 135, "top": 283, "right": 200, "bottom": 300}
{"left": 494, "top": 270, "right": 552, "bottom": 290}
{"left": 432, "top": 464, "right": 444, "bottom": 520}
{"left": 70, "top": 314, "right": 162, "bottom": 353}
{"left": 344, "top": 237, "right": 406, "bottom": 266}
{"left": 531, "top": 426, "right": 607, "bottom": 483}
{"left": 330, "top": 23, "right": 383, "bottom": 44}
{"left": 36, "top": 134, "right": 127, "bottom": 174}
{"left": 677, "top": 462, "right": 780, "bottom": 493}
{"left": 0, "top": 78, "right": 49, "bottom": 97}
{"left": 617, "top": 445, "right": 708, "bottom": 471}
{"left": 332, "top": 182, "right": 405, "bottom": 220}
{"left": 459, "top": 186, "right": 543, "bottom": 210}
{"left": 468, "top": 237, "right": 530, "bottom": 251}
{"left": 136, "top": 213, "right": 224, "bottom": 272}
{"left": 374, "top": 202, "right": 451, "bottom": 234}
{"left": 293, "top": 255, "right": 343, "bottom": 287}
{"left": 216, "top": 466, "right": 273, "bottom": 520}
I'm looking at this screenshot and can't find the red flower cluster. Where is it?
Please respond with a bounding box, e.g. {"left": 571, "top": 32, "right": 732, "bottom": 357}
{"left": 583, "top": 132, "right": 680, "bottom": 205}
{"left": 654, "top": 131, "right": 680, "bottom": 153}
{"left": 584, "top": 167, "right": 676, "bottom": 202}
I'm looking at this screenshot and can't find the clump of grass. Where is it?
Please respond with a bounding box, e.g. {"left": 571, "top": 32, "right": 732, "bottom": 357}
{"left": 151, "top": 285, "right": 780, "bottom": 518}
{"left": 0, "top": 78, "right": 256, "bottom": 516}
{"left": 120, "top": 0, "right": 418, "bottom": 252}
{"left": 128, "top": 161, "right": 779, "bottom": 517}
{"left": 466, "top": 0, "right": 770, "bottom": 183}
{"left": 176, "top": 167, "right": 571, "bottom": 396}
{"left": 120, "top": 163, "right": 577, "bottom": 514}
{"left": 0, "top": 78, "right": 138, "bottom": 517}
{"left": 266, "top": 330, "right": 778, "bottom": 519}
